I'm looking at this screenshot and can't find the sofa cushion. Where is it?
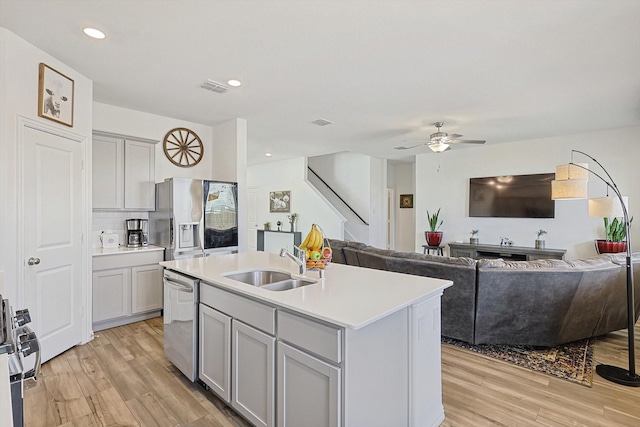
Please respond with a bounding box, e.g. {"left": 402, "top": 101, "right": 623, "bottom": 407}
{"left": 326, "top": 239, "right": 347, "bottom": 264}
{"left": 477, "top": 255, "right": 615, "bottom": 270}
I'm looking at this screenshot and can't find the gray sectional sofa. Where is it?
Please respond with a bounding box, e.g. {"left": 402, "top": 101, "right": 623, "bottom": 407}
{"left": 328, "top": 239, "right": 640, "bottom": 347}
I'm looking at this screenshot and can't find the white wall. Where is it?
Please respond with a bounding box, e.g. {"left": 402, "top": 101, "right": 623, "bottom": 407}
{"left": 0, "top": 28, "right": 92, "bottom": 305}
{"left": 93, "top": 102, "right": 214, "bottom": 181}
{"left": 308, "top": 152, "right": 388, "bottom": 247}
{"left": 248, "top": 157, "right": 344, "bottom": 240}
{"left": 212, "top": 118, "right": 248, "bottom": 252}
{"left": 309, "top": 152, "right": 371, "bottom": 222}
{"left": 390, "top": 162, "right": 416, "bottom": 252}
{"left": 415, "top": 126, "right": 640, "bottom": 259}
{"left": 369, "top": 157, "right": 387, "bottom": 248}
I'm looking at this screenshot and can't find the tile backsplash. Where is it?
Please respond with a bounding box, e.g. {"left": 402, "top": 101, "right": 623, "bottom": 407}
{"left": 92, "top": 211, "right": 150, "bottom": 248}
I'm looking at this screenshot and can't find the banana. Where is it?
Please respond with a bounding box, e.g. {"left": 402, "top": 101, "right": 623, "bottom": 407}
{"left": 300, "top": 228, "right": 313, "bottom": 248}
{"left": 309, "top": 226, "right": 319, "bottom": 251}
{"left": 311, "top": 225, "right": 323, "bottom": 251}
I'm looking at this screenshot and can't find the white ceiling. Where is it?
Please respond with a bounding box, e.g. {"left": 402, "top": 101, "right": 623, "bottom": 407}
{"left": 2, "top": 0, "right": 639, "bottom": 165}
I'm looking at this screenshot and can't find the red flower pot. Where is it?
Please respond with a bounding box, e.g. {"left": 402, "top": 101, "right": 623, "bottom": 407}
{"left": 595, "top": 240, "right": 627, "bottom": 254}
{"left": 425, "top": 231, "right": 443, "bottom": 246}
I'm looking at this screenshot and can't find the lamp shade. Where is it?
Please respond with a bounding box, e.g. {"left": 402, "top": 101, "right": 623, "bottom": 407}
{"left": 589, "top": 196, "right": 629, "bottom": 218}
{"left": 428, "top": 142, "right": 450, "bottom": 153}
{"left": 551, "top": 179, "right": 588, "bottom": 199}
{"left": 555, "top": 163, "right": 589, "bottom": 180}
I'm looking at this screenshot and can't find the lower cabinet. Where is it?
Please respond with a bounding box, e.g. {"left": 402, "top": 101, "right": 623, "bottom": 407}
{"left": 199, "top": 303, "right": 231, "bottom": 401}
{"left": 131, "top": 264, "right": 163, "bottom": 314}
{"left": 277, "top": 341, "right": 341, "bottom": 427}
{"left": 232, "top": 320, "right": 275, "bottom": 427}
{"left": 199, "top": 300, "right": 275, "bottom": 427}
{"left": 92, "top": 250, "right": 163, "bottom": 331}
{"left": 93, "top": 268, "right": 130, "bottom": 323}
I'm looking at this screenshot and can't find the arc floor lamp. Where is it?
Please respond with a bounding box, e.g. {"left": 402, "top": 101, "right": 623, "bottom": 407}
{"left": 551, "top": 150, "right": 639, "bottom": 387}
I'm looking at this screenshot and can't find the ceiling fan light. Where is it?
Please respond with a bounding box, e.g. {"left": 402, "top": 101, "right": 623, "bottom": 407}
{"left": 429, "top": 142, "right": 450, "bottom": 153}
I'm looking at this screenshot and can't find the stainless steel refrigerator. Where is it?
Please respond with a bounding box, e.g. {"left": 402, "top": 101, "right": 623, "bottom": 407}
{"left": 150, "top": 177, "right": 238, "bottom": 260}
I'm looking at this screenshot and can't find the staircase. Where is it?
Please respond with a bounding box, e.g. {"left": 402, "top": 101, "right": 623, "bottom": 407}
{"left": 307, "top": 166, "right": 369, "bottom": 243}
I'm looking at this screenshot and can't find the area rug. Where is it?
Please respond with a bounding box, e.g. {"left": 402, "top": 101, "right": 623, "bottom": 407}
{"left": 442, "top": 336, "right": 595, "bottom": 387}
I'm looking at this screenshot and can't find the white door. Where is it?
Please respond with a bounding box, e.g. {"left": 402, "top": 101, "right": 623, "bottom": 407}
{"left": 387, "top": 188, "right": 395, "bottom": 250}
{"left": 248, "top": 187, "right": 259, "bottom": 251}
{"left": 22, "top": 124, "right": 84, "bottom": 362}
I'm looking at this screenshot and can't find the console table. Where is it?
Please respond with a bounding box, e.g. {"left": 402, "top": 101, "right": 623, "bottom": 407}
{"left": 257, "top": 230, "right": 302, "bottom": 253}
{"left": 448, "top": 242, "right": 566, "bottom": 261}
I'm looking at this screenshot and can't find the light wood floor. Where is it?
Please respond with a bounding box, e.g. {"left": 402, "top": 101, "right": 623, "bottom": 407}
{"left": 24, "top": 318, "right": 640, "bottom": 427}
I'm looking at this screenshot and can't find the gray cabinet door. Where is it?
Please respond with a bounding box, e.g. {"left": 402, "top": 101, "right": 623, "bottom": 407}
{"left": 199, "top": 304, "right": 231, "bottom": 402}
{"left": 277, "top": 341, "right": 341, "bottom": 427}
{"left": 124, "top": 140, "right": 155, "bottom": 210}
{"left": 92, "top": 268, "right": 130, "bottom": 323}
{"left": 131, "top": 264, "right": 163, "bottom": 314}
{"left": 232, "top": 320, "right": 275, "bottom": 427}
{"left": 92, "top": 136, "right": 123, "bottom": 209}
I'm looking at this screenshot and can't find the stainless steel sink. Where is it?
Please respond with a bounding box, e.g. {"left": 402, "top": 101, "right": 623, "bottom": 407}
{"left": 261, "top": 278, "right": 316, "bottom": 292}
{"left": 223, "top": 269, "right": 316, "bottom": 291}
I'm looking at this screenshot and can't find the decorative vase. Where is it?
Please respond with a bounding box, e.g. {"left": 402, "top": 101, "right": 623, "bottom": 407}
{"left": 425, "top": 231, "right": 443, "bottom": 246}
{"left": 470, "top": 237, "right": 479, "bottom": 245}
{"left": 595, "top": 240, "right": 627, "bottom": 254}
{"left": 535, "top": 239, "right": 545, "bottom": 249}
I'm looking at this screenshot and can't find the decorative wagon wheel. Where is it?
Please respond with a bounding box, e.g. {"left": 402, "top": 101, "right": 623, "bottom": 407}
{"left": 163, "top": 127, "right": 204, "bottom": 167}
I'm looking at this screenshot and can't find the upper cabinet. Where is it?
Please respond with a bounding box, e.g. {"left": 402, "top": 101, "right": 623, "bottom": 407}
{"left": 93, "top": 132, "right": 157, "bottom": 210}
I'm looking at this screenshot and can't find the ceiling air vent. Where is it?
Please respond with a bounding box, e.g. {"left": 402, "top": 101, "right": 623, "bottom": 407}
{"left": 200, "top": 79, "right": 229, "bottom": 94}
{"left": 312, "top": 118, "right": 333, "bottom": 126}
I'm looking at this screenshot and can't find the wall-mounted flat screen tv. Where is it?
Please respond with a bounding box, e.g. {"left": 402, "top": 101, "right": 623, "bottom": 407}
{"left": 469, "top": 173, "right": 555, "bottom": 218}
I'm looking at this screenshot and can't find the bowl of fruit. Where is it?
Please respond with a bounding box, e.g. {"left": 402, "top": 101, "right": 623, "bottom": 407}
{"left": 300, "top": 224, "right": 332, "bottom": 270}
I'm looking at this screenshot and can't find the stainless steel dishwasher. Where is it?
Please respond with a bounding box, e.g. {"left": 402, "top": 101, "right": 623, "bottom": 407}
{"left": 163, "top": 269, "right": 199, "bottom": 381}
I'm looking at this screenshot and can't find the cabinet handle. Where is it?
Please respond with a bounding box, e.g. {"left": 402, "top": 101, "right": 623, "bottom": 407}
{"left": 27, "top": 257, "right": 41, "bottom": 265}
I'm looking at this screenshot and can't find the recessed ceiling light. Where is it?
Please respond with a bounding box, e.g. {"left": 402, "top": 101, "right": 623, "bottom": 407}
{"left": 265, "top": 153, "right": 272, "bottom": 157}
{"left": 83, "top": 28, "right": 106, "bottom": 39}
{"left": 227, "top": 79, "right": 242, "bottom": 87}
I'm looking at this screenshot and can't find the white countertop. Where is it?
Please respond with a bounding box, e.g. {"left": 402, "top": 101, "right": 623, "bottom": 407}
{"left": 161, "top": 252, "right": 452, "bottom": 330}
{"left": 92, "top": 245, "right": 164, "bottom": 257}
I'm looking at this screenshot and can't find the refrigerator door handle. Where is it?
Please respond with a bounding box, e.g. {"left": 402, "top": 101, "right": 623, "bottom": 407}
{"left": 169, "top": 217, "right": 174, "bottom": 248}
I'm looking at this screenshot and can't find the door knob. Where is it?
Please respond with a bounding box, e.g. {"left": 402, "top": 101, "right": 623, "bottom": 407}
{"left": 27, "top": 257, "right": 40, "bottom": 265}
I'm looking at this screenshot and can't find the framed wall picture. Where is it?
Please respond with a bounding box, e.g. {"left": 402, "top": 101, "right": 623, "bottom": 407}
{"left": 38, "top": 63, "right": 74, "bottom": 127}
{"left": 400, "top": 194, "right": 414, "bottom": 208}
{"left": 270, "top": 190, "right": 291, "bottom": 213}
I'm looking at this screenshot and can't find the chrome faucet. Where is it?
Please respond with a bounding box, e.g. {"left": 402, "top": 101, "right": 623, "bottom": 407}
{"left": 280, "top": 245, "right": 306, "bottom": 275}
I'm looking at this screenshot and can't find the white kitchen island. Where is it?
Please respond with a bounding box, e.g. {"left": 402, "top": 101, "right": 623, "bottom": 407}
{"left": 161, "top": 252, "right": 451, "bottom": 427}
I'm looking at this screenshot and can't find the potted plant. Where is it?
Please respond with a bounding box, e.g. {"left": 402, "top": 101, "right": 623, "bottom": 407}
{"left": 596, "top": 217, "right": 632, "bottom": 254}
{"left": 535, "top": 229, "right": 546, "bottom": 249}
{"left": 425, "top": 208, "right": 443, "bottom": 246}
{"left": 470, "top": 230, "right": 479, "bottom": 245}
{"left": 263, "top": 221, "right": 271, "bottom": 231}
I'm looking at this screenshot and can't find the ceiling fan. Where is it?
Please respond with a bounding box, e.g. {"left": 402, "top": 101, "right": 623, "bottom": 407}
{"left": 394, "top": 122, "right": 486, "bottom": 153}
